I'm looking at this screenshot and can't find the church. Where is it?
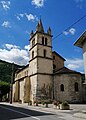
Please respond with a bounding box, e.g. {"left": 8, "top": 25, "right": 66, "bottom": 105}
{"left": 12, "top": 20, "right": 86, "bottom": 104}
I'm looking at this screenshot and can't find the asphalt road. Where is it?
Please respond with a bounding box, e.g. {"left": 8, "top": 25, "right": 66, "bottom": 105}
{"left": 0, "top": 104, "right": 63, "bottom": 120}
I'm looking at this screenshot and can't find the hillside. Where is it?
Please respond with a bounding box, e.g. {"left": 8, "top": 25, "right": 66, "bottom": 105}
{"left": 0, "top": 60, "right": 24, "bottom": 83}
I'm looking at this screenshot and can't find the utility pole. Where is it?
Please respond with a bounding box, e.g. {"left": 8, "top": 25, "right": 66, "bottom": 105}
{"left": 10, "top": 63, "right": 14, "bottom": 104}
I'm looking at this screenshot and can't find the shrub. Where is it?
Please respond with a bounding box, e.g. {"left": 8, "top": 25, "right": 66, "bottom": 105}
{"left": 61, "top": 101, "right": 70, "bottom": 110}
{"left": 41, "top": 100, "right": 49, "bottom": 107}
{"left": 18, "top": 99, "right": 22, "bottom": 104}
{"left": 34, "top": 100, "right": 38, "bottom": 106}
{"left": 53, "top": 101, "right": 59, "bottom": 106}
{"left": 28, "top": 100, "right": 32, "bottom": 105}
{"left": 62, "top": 101, "right": 69, "bottom": 106}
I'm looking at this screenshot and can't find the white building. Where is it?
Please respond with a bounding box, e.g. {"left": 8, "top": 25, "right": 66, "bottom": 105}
{"left": 74, "top": 31, "right": 86, "bottom": 102}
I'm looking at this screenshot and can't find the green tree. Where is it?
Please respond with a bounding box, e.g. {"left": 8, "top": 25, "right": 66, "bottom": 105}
{"left": 0, "top": 81, "right": 10, "bottom": 101}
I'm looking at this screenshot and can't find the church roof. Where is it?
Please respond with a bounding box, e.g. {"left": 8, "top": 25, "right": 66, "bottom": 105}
{"left": 53, "top": 51, "right": 66, "bottom": 61}
{"left": 54, "top": 67, "right": 81, "bottom": 75}
{"left": 74, "top": 31, "right": 86, "bottom": 48}
{"left": 15, "top": 64, "right": 29, "bottom": 73}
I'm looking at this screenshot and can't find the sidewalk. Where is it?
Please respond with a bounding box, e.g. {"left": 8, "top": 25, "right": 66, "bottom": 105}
{"left": 1, "top": 102, "right": 86, "bottom": 120}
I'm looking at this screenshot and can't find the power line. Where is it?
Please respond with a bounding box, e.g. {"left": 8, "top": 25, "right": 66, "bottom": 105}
{"left": 34, "top": 14, "right": 86, "bottom": 51}
{"left": 53, "top": 14, "right": 86, "bottom": 40}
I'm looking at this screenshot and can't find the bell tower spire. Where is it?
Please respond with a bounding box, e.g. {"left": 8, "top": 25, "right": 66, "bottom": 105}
{"left": 47, "top": 26, "right": 52, "bottom": 35}
{"left": 36, "top": 19, "right": 44, "bottom": 33}
{"left": 29, "top": 19, "right": 53, "bottom": 102}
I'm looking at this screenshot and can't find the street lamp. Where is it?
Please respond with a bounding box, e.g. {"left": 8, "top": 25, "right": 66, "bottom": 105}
{"left": 10, "top": 63, "right": 14, "bottom": 104}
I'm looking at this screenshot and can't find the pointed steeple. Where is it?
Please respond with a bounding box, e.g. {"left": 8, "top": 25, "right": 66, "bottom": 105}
{"left": 36, "top": 22, "right": 40, "bottom": 32}
{"left": 47, "top": 26, "right": 52, "bottom": 35}
{"left": 30, "top": 30, "right": 34, "bottom": 38}
{"left": 39, "top": 19, "right": 44, "bottom": 33}
{"left": 36, "top": 19, "right": 44, "bottom": 33}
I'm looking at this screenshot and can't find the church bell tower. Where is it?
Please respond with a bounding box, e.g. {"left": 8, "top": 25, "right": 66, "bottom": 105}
{"left": 29, "top": 19, "right": 53, "bottom": 102}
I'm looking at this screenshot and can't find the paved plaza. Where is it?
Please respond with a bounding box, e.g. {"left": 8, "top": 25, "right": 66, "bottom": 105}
{"left": 0, "top": 102, "right": 86, "bottom": 120}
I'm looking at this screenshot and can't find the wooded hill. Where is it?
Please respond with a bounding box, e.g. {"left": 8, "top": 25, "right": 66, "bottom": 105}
{"left": 0, "top": 60, "right": 23, "bottom": 83}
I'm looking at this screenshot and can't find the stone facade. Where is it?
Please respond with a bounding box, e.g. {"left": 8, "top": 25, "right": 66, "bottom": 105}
{"left": 54, "top": 68, "right": 82, "bottom": 103}
{"left": 13, "top": 20, "right": 85, "bottom": 103}
{"left": 13, "top": 64, "right": 30, "bottom": 103}
{"left": 53, "top": 51, "right": 65, "bottom": 71}
{"left": 74, "top": 31, "right": 86, "bottom": 102}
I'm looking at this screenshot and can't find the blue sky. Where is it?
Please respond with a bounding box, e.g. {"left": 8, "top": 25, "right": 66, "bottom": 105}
{"left": 0, "top": 0, "right": 86, "bottom": 73}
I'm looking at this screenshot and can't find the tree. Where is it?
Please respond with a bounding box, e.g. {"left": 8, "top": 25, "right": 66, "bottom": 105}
{"left": 0, "top": 81, "right": 10, "bottom": 101}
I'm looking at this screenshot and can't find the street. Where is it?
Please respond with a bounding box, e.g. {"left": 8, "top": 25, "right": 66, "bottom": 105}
{"left": 0, "top": 103, "right": 86, "bottom": 120}
{"left": 0, "top": 104, "right": 62, "bottom": 120}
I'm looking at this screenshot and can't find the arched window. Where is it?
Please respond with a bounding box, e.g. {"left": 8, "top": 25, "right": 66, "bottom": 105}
{"left": 45, "top": 38, "right": 47, "bottom": 46}
{"left": 32, "top": 39, "right": 35, "bottom": 47}
{"left": 43, "top": 49, "right": 46, "bottom": 57}
{"left": 53, "top": 64, "right": 56, "bottom": 69}
{"left": 60, "top": 84, "right": 64, "bottom": 91}
{"left": 42, "top": 37, "right": 44, "bottom": 45}
{"left": 32, "top": 51, "right": 34, "bottom": 58}
{"left": 75, "top": 82, "right": 79, "bottom": 92}
{"left": 53, "top": 56, "right": 55, "bottom": 60}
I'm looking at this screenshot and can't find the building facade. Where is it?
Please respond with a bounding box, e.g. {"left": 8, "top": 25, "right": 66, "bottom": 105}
{"left": 74, "top": 31, "right": 86, "bottom": 102}
{"left": 13, "top": 20, "right": 84, "bottom": 103}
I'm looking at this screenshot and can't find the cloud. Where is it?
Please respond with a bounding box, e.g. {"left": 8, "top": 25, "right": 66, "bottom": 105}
{"left": 16, "top": 16, "right": 21, "bottom": 21}
{"left": 16, "top": 14, "right": 24, "bottom": 21}
{"left": 5, "top": 44, "right": 20, "bottom": 50}
{"left": 24, "top": 45, "right": 30, "bottom": 51}
{"left": 16, "top": 13, "right": 38, "bottom": 22}
{"left": 63, "top": 28, "right": 76, "bottom": 36}
{"left": 0, "top": 1, "right": 11, "bottom": 11}
{"left": 0, "top": 44, "right": 30, "bottom": 65}
{"left": 74, "top": 0, "right": 86, "bottom": 9}
{"left": 32, "top": 0, "right": 45, "bottom": 8}
{"left": 65, "top": 58, "right": 84, "bottom": 73}
{"left": 2, "top": 21, "right": 11, "bottom": 28}
{"left": 25, "top": 13, "right": 38, "bottom": 21}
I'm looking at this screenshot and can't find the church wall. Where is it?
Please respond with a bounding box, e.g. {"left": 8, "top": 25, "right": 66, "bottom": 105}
{"left": 37, "top": 58, "right": 53, "bottom": 74}
{"left": 30, "top": 34, "right": 37, "bottom": 48}
{"left": 29, "top": 46, "right": 37, "bottom": 61}
{"left": 19, "top": 79, "right": 25, "bottom": 103}
{"left": 13, "top": 83, "right": 16, "bottom": 102}
{"left": 53, "top": 53, "right": 64, "bottom": 70}
{"left": 29, "top": 75, "right": 37, "bottom": 102}
{"left": 14, "top": 81, "right": 19, "bottom": 102}
{"left": 15, "top": 66, "right": 29, "bottom": 81}
{"left": 37, "top": 45, "right": 52, "bottom": 58}
{"left": 54, "top": 73, "right": 82, "bottom": 103}
{"left": 37, "top": 33, "right": 52, "bottom": 47}
{"left": 37, "top": 74, "right": 53, "bottom": 100}
{"left": 29, "top": 59, "right": 37, "bottom": 75}
{"left": 24, "top": 77, "right": 31, "bottom": 103}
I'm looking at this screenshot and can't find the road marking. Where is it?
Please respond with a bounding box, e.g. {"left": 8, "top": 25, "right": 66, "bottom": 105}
{"left": 0, "top": 105, "right": 40, "bottom": 120}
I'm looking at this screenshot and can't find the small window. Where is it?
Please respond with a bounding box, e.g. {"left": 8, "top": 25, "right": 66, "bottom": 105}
{"left": 42, "top": 37, "right": 44, "bottom": 45}
{"left": 53, "top": 56, "right": 55, "bottom": 60}
{"left": 45, "top": 38, "right": 47, "bottom": 46}
{"left": 75, "top": 82, "right": 79, "bottom": 92}
{"left": 32, "top": 51, "right": 34, "bottom": 58}
{"left": 53, "top": 64, "right": 56, "bottom": 69}
{"left": 32, "top": 39, "right": 35, "bottom": 47}
{"left": 60, "top": 84, "right": 64, "bottom": 91}
{"left": 44, "top": 49, "right": 46, "bottom": 57}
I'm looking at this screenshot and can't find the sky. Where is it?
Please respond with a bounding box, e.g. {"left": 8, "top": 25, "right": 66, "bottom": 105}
{"left": 0, "top": 0, "right": 86, "bottom": 73}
